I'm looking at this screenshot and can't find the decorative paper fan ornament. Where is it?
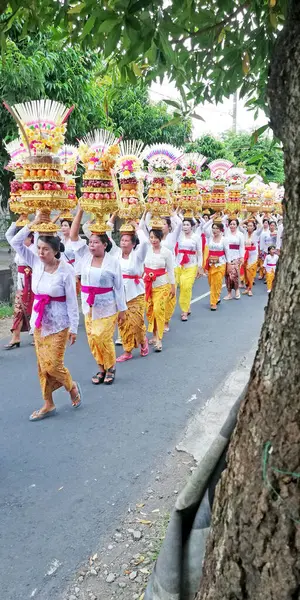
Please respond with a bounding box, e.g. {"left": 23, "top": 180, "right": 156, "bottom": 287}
{"left": 142, "top": 143, "right": 182, "bottom": 172}
{"left": 4, "top": 99, "right": 73, "bottom": 156}
{"left": 79, "top": 130, "right": 120, "bottom": 234}
{"left": 180, "top": 153, "right": 207, "bottom": 172}
{"left": 4, "top": 139, "right": 28, "bottom": 174}
{"left": 115, "top": 140, "right": 145, "bottom": 233}
{"left": 208, "top": 159, "right": 233, "bottom": 179}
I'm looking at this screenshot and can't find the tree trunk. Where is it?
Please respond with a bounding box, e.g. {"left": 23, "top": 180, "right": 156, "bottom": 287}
{"left": 196, "top": 3, "right": 300, "bottom": 599}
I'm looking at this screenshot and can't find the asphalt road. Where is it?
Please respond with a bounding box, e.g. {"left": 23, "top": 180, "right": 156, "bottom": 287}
{"left": 0, "top": 278, "right": 267, "bottom": 600}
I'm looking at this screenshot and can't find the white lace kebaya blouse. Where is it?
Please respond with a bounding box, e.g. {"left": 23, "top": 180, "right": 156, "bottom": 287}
{"left": 144, "top": 246, "right": 175, "bottom": 288}
{"left": 71, "top": 239, "right": 127, "bottom": 319}
{"left": 5, "top": 222, "right": 36, "bottom": 291}
{"left": 11, "top": 225, "right": 79, "bottom": 337}
{"left": 175, "top": 233, "right": 203, "bottom": 268}
{"left": 113, "top": 230, "right": 148, "bottom": 302}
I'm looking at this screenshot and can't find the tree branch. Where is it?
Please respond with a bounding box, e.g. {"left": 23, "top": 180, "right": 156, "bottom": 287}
{"left": 171, "top": 0, "right": 250, "bottom": 44}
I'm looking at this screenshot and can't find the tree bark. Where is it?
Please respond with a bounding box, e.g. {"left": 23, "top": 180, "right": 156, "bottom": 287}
{"left": 196, "top": 2, "right": 300, "bottom": 599}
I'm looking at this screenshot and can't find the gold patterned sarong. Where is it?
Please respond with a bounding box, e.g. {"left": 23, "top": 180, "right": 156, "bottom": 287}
{"left": 34, "top": 327, "right": 73, "bottom": 403}
{"left": 118, "top": 294, "right": 146, "bottom": 352}
{"left": 245, "top": 261, "right": 257, "bottom": 290}
{"left": 165, "top": 290, "right": 177, "bottom": 323}
{"left": 85, "top": 312, "right": 118, "bottom": 370}
{"left": 146, "top": 284, "right": 170, "bottom": 340}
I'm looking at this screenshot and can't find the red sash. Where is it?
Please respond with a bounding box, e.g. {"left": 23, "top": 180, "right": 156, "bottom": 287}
{"left": 33, "top": 294, "right": 66, "bottom": 328}
{"left": 144, "top": 267, "right": 167, "bottom": 300}
{"left": 81, "top": 285, "right": 113, "bottom": 307}
{"left": 178, "top": 249, "right": 196, "bottom": 266}
{"left": 244, "top": 245, "right": 256, "bottom": 263}
{"left": 68, "top": 259, "right": 75, "bottom": 265}
{"left": 123, "top": 274, "right": 141, "bottom": 285}
{"left": 201, "top": 233, "right": 206, "bottom": 254}
{"left": 229, "top": 243, "right": 240, "bottom": 250}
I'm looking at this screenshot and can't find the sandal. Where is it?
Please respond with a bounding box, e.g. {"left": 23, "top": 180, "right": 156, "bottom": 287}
{"left": 29, "top": 408, "right": 56, "bottom": 421}
{"left": 140, "top": 338, "right": 149, "bottom": 357}
{"left": 116, "top": 353, "right": 133, "bottom": 363}
{"left": 154, "top": 341, "right": 162, "bottom": 352}
{"left": 92, "top": 371, "right": 106, "bottom": 385}
{"left": 104, "top": 368, "right": 116, "bottom": 385}
{"left": 148, "top": 338, "right": 156, "bottom": 346}
{"left": 71, "top": 382, "right": 82, "bottom": 408}
{"left": 181, "top": 314, "right": 188, "bottom": 322}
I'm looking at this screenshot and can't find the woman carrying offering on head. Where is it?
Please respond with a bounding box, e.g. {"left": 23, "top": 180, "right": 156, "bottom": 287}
{"left": 10, "top": 216, "right": 81, "bottom": 421}
{"left": 143, "top": 222, "right": 175, "bottom": 352}
{"left": 111, "top": 224, "right": 149, "bottom": 363}
{"left": 175, "top": 217, "right": 203, "bottom": 321}
{"left": 70, "top": 207, "right": 127, "bottom": 385}
{"left": 224, "top": 217, "right": 245, "bottom": 300}
{"left": 242, "top": 215, "right": 263, "bottom": 297}
{"left": 205, "top": 218, "right": 229, "bottom": 311}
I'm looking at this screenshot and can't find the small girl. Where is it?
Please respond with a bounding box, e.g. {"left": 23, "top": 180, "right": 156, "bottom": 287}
{"left": 263, "top": 245, "right": 279, "bottom": 294}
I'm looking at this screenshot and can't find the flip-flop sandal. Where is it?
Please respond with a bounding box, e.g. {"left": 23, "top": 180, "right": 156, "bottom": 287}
{"left": 72, "top": 382, "right": 82, "bottom": 408}
{"left": 181, "top": 315, "right": 188, "bottom": 321}
{"left": 104, "top": 368, "right": 116, "bottom": 385}
{"left": 29, "top": 408, "right": 57, "bottom": 422}
{"left": 154, "top": 343, "right": 162, "bottom": 352}
{"left": 140, "top": 339, "right": 149, "bottom": 357}
{"left": 92, "top": 371, "right": 106, "bottom": 384}
{"left": 148, "top": 338, "right": 156, "bottom": 345}
{"left": 116, "top": 353, "right": 133, "bottom": 363}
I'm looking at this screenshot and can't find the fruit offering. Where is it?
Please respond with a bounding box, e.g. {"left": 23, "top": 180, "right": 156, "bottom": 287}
{"left": 115, "top": 141, "right": 145, "bottom": 231}
{"left": 142, "top": 144, "right": 182, "bottom": 224}
{"left": 178, "top": 153, "right": 205, "bottom": 216}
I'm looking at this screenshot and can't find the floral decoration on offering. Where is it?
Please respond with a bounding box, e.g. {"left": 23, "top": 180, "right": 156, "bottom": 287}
{"left": 142, "top": 144, "right": 182, "bottom": 225}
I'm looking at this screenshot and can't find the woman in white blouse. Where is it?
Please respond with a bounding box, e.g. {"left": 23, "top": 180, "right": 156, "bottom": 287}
{"left": 224, "top": 218, "right": 245, "bottom": 300}
{"left": 140, "top": 210, "right": 182, "bottom": 332}
{"left": 144, "top": 227, "right": 175, "bottom": 352}
{"left": 112, "top": 226, "right": 149, "bottom": 362}
{"left": 10, "top": 218, "right": 81, "bottom": 421}
{"left": 175, "top": 218, "right": 203, "bottom": 321}
{"left": 71, "top": 207, "right": 127, "bottom": 385}
{"left": 241, "top": 217, "right": 263, "bottom": 297}
{"left": 5, "top": 221, "right": 35, "bottom": 349}
{"left": 205, "top": 218, "right": 229, "bottom": 310}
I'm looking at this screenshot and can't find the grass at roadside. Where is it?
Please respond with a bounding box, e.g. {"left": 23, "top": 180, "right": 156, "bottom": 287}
{"left": 0, "top": 302, "right": 13, "bottom": 319}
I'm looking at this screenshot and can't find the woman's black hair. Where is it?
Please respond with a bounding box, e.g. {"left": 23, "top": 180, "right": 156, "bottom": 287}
{"left": 38, "top": 235, "right": 65, "bottom": 259}
{"left": 90, "top": 232, "right": 113, "bottom": 252}
{"left": 228, "top": 217, "right": 239, "bottom": 226}
{"left": 120, "top": 232, "right": 140, "bottom": 249}
{"left": 263, "top": 218, "right": 269, "bottom": 224}
{"left": 183, "top": 218, "right": 193, "bottom": 226}
{"left": 269, "top": 220, "right": 276, "bottom": 226}
{"left": 268, "top": 245, "right": 276, "bottom": 253}
{"left": 163, "top": 217, "right": 172, "bottom": 231}
{"left": 150, "top": 228, "right": 163, "bottom": 241}
{"left": 212, "top": 222, "right": 224, "bottom": 232}
{"left": 61, "top": 219, "right": 73, "bottom": 227}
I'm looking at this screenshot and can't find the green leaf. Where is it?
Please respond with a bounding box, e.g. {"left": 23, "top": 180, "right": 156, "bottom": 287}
{"left": 68, "top": 2, "right": 85, "bottom": 14}
{"left": 132, "top": 62, "right": 142, "bottom": 76}
{"left": 190, "top": 112, "right": 205, "bottom": 122}
{"left": 163, "top": 98, "right": 182, "bottom": 110}
{"left": 98, "top": 18, "right": 120, "bottom": 33}
{"left": 81, "top": 15, "right": 96, "bottom": 38}
{"left": 104, "top": 24, "right": 122, "bottom": 58}
{"left": 251, "top": 124, "right": 269, "bottom": 144}
{"left": 160, "top": 116, "right": 182, "bottom": 130}
{"left": 246, "top": 153, "right": 264, "bottom": 164}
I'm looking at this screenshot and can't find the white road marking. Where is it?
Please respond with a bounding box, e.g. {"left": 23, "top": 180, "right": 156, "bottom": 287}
{"left": 190, "top": 284, "right": 225, "bottom": 305}
{"left": 30, "top": 589, "right": 37, "bottom": 598}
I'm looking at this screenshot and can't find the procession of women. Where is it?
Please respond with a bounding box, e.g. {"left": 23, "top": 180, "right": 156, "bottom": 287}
{"left": 3, "top": 99, "right": 283, "bottom": 421}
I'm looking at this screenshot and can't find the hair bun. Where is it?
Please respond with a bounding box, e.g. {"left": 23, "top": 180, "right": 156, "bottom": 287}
{"left": 59, "top": 241, "right": 65, "bottom": 254}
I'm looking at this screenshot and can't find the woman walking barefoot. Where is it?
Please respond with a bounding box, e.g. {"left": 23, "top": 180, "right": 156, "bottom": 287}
{"left": 144, "top": 227, "right": 175, "bottom": 352}
{"left": 205, "top": 219, "right": 229, "bottom": 310}
{"left": 71, "top": 207, "right": 127, "bottom": 385}
{"left": 10, "top": 218, "right": 81, "bottom": 421}
{"left": 224, "top": 218, "right": 245, "bottom": 300}
{"left": 5, "top": 221, "right": 35, "bottom": 349}
{"left": 175, "top": 218, "right": 203, "bottom": 321}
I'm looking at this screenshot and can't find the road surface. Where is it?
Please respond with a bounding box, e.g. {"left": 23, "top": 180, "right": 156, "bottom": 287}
{"left": 0, "top": 278, "right": 267, "bottom": 600}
